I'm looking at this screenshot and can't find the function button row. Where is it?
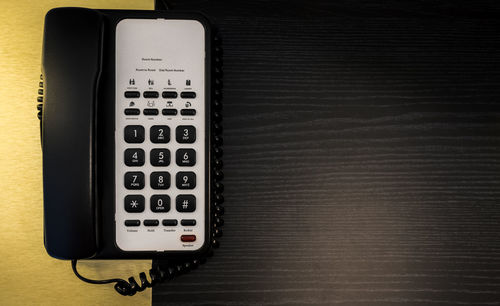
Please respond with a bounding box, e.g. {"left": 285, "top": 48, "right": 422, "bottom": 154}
{"left": 124, "top": 125, "right": 195, "bottom": 144}
{"left": 125, "top": 91, "right": 196, "bottom": 99}
{"left": 123, "top": 108, "right": 193, "bottom": 116}
{"left": 124, "top": 219, "right": 196, "bottom": 227}
{"left": 125, "top": 195, "right": 197, "bottom": 213}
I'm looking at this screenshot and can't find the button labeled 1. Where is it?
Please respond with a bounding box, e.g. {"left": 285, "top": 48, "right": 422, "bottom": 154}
{"left": 124, "top": 126, "right": 144, "bottom": 143}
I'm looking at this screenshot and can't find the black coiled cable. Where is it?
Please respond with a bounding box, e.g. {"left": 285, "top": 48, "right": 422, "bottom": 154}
{"left": 72, "top": 259, "right": 195, "bottom": 296}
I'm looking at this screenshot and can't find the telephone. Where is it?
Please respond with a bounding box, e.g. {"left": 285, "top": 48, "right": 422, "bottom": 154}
{"left": 37, "top": 6, "right": 224, "bottom": 295}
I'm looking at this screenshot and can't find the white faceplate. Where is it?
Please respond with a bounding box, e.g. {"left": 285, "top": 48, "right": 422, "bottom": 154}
{"left": 115, "top": 18, "right": 206, "bottom": 252}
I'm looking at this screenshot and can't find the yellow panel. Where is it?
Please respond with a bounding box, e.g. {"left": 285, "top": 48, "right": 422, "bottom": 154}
{"left": 0, "top": 1, "right": 153, "bottom": 305}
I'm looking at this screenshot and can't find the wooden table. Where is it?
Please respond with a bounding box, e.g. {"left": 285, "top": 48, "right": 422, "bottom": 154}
{"left": 153, "top": 1, "right": 500, "bottom": 304}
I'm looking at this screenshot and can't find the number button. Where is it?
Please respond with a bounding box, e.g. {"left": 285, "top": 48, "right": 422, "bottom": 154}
{"left": 176, "top": 126, "right": 196, "bottom": 143}
{"left": 150, "top": 172, "right": 170, "bottom": 189}
{"left": 176, "top": 195, "right": 196, "bottom": 212}
{"left": 176, "top": 172, "right": 196, "bottom": 189}
{"left": 124, "top": 126, "right": 144, "bottom": 143}
{"left": 150, "top": 125, "right": 170, "bottom": 143}
{"left": 124, "top": 195, "right": 145, "bottom": 212}
{"left": 150, "top": 195, "right": 170, "bottom": 213}
{"left": 124, "top": 149, "right": 145, "bottom": 166}
{"left": 150, "top": 149, "right": 170, "bottom": 166}
{"left": 124, "top": 172, "right": 144, "bottom": 189}
{"left": 176, "top": 149, "right": 196, "bottom": 166}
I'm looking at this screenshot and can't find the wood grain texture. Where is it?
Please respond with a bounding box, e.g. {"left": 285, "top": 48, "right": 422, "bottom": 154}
{"left": 154, "top": 1, "right": 500, "bottom": 305}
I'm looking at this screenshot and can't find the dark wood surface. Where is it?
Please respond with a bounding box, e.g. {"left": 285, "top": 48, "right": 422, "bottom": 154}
{"left": 153, "top": 1, "right": 500, "bottom": 304}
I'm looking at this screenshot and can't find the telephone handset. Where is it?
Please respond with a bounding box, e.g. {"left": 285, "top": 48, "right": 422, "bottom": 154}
{"left": 38, "top": 7, "right": 223, "bottom": 294}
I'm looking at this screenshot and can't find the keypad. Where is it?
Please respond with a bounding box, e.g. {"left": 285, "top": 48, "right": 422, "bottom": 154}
{"left": 120, "top": 90, "right": 200, "bottom": 233}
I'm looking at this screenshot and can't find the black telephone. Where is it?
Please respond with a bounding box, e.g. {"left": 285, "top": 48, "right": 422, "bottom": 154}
{"left": 37, "top": 6, "right": 224, "bottom": 295}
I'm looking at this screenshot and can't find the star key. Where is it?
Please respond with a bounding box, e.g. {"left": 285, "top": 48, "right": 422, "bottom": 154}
{"left": 125, "top": 195, "right": 145, "bottom": 212}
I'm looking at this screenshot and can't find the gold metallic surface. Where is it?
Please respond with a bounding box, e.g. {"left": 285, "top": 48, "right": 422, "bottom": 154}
{"left": 0, "top": 1, "right": 152, "bottom": 305}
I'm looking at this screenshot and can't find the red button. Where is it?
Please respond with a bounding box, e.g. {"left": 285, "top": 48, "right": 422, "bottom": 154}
{"left": 181, "top": 235, "right": 196, "bottom": 242}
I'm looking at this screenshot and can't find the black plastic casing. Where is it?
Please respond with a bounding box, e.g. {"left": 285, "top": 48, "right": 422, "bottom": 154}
{"left": 41, "top": 7, "right": 212, "bottom": 260}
